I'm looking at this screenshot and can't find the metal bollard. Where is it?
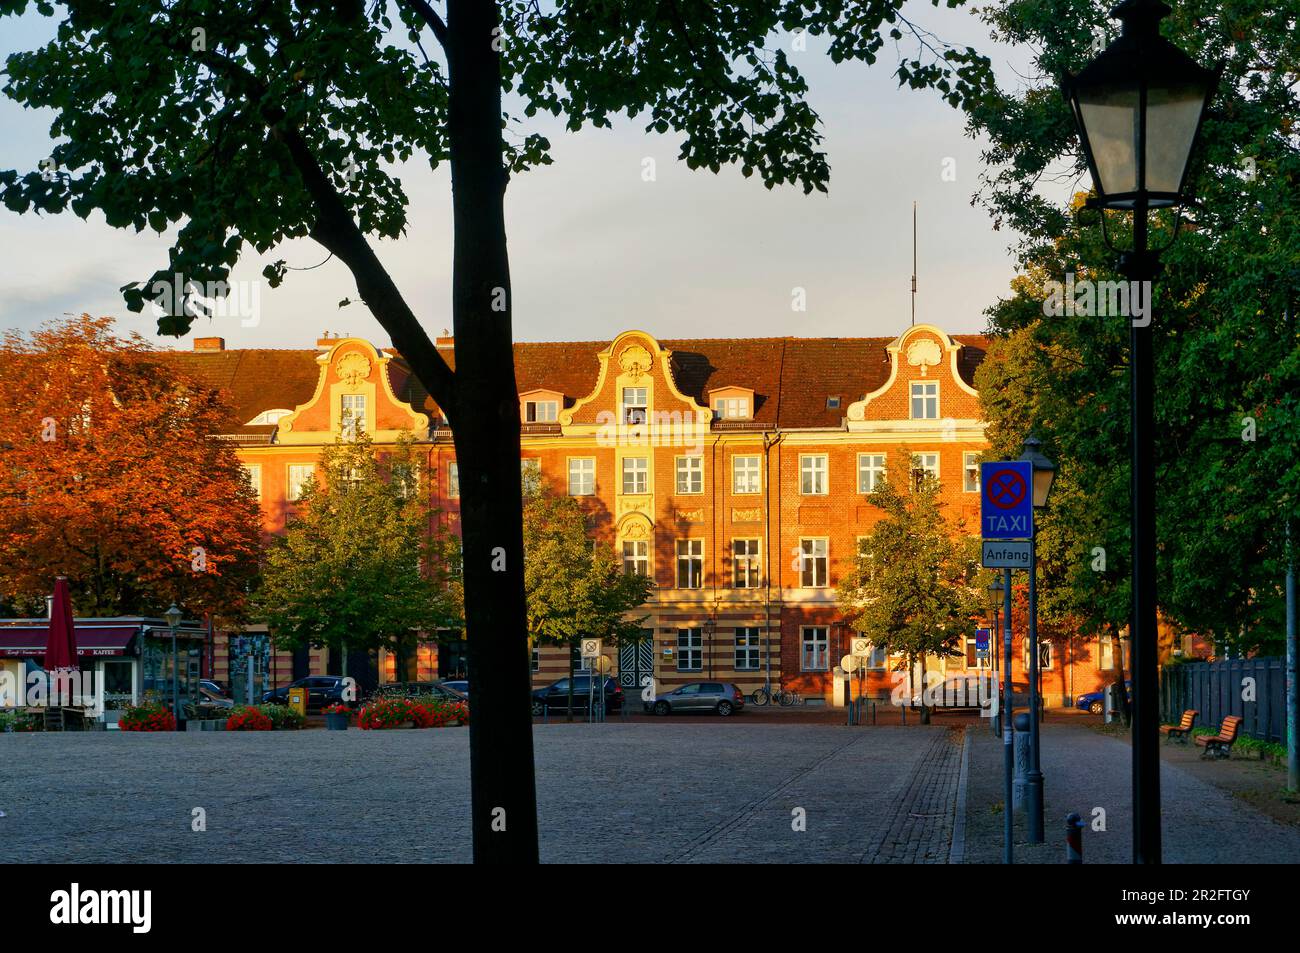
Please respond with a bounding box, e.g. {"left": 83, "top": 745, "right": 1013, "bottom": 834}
{"left": 1065, "top": 812, "right": 1085, "bottom": 863}
{"left": 1013, "top": 712, "right": 1031, "bottom": 812}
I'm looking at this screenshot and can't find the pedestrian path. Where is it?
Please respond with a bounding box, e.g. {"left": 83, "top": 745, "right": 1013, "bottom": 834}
{"left": 963, "top": 720, "right": 1300, "bottom": 863}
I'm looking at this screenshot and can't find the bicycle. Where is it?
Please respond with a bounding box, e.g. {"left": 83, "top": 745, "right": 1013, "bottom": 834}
{"left": 750, "top": 684, "right": 799, "bottom": 707}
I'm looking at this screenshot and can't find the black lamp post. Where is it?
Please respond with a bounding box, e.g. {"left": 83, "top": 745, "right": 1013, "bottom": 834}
{"left": 164, "top": 603, "right": 183, "bottom": 730}
{"left": 1063, "top": 0, "right": 1219, "bottom": 865}
{"left": 1018, "top": 435, "right": 1056, "bottom": 844}
{"left": 987, "top": 577, "right": 1005, "bottom": 736}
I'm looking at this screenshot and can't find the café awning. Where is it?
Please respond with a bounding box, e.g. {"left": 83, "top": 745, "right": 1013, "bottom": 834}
{"left": 0, "top": 624, "right": 139, "bottom": 659}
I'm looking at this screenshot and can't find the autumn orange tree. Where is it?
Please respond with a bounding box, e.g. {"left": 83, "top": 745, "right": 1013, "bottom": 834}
{"left": 0, "top": 315, "right": 262, "bottom": 621}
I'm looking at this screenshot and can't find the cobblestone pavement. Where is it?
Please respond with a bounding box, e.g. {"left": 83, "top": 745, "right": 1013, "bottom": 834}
{"left": 0, "top": 724, "right": 967, "bottom": 864}
{"left": 962, "top": 718, "right": 1300, "bottom": 863}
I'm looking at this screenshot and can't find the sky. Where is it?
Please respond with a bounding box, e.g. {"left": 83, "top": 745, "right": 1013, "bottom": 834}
{"left": 0, "top": 3, "right": 1049, "bottom": 351}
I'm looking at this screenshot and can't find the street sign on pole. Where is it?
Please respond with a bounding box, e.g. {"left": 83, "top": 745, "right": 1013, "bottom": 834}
{"left": 982, "top": 540, "right": 1032, "bottom": 569}
{"left": 981, "top": 461, "right": 1033, "bottom": 540}
{"left": 580, "top": 638, "right": 602, "bottom": 660}
{"left": 851, "top": 637, "right": 871, "bottom": 658}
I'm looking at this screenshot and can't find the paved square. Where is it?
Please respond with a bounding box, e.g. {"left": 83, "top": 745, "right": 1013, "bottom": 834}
{"left": 0, "top": 724, "right": 964, "bottom": 864}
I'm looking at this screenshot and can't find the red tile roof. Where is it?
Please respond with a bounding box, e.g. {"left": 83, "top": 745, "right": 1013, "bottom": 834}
{"left": 161, "top": 333, "right": 988, "bottom": 435}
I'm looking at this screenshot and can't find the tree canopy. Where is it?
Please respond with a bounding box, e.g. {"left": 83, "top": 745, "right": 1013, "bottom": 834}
{"left": 0, "top": 314, "right": 262, "bottom": 620}
{"left": 960, "top": 0, "right": 1299, "bottom": 654}
{"left": 253, "top": 431, "right": 462, "bottom": 665}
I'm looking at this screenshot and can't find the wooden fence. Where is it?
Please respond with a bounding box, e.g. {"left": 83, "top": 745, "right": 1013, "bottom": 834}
{"left": 1160, "top": 657, "right": 1288, "bottom": 744}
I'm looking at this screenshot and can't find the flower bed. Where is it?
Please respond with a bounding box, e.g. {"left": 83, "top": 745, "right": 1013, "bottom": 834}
{"left": 226, "top": 706, "right": 274, "bottom": 731}
{"left": 356, "top": 695, "right": 467, "bottom": 730}
{"left": 119, "top": 703, "right": 176, "bottom": 732}
{"left": 257, "top": 704, "right": 306, "bottom": 730}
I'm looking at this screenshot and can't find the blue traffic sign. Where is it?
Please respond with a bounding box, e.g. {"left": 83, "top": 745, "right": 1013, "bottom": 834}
{"left": 975, "top": 629, "right": 990, "bottom": 651}
{"left": 981, "top": 461, "right": 1033, "bottom": 540}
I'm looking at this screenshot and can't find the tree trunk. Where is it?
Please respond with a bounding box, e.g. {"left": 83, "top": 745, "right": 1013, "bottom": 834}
{"left": 443, "top": 0, "right": 539, "bottom": 864}
{"left": 1113, "top": 624, "right": 1132, "bottom": 727}
{"left": 919, "top": 652, "right": 931, "bottom": 725}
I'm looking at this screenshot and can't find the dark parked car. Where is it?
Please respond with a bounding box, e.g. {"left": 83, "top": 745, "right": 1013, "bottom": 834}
{"left": 1077, "top": 680, "right": 1131, "bottom": 715}
{"left": 200, "top": 679, "right": 229, "bottom": 698}
{"left": 531, "top": 675, "right": 623, "bottom": 715}
{"left": 441, "top": 680, "right": 469, "bottom": 696}
{"left": 262, "top": 676, "right": 349, "bottom": 711}
{"left": 646, "top": 682, "right": 745, "bottom": 717}
{"left": 370, "top": 680, "right": 466, "bottom": 703}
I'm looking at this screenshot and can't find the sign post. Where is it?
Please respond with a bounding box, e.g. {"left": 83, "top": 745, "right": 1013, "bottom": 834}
{"left": 981, "top": 460, "right": 1033, "bottom": 864}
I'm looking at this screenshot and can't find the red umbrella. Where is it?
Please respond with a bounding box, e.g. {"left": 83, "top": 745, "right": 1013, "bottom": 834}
{"left": 44, "top": 576, "right": 78, "bottom": 673}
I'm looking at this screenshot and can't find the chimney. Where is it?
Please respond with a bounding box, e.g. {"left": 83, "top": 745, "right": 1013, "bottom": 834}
{"left": 436, "top": 329, "right": 454, "bottom": 348}
{"left": 193, "top": 337, "right": 225, "bottom": 352}
{"left": 317, "top": 332, "right": 339, "bottom": 349}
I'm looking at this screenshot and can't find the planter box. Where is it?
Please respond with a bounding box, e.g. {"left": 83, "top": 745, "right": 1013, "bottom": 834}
{"left": 325, "top": 712, "right": 349, "bottom": 731}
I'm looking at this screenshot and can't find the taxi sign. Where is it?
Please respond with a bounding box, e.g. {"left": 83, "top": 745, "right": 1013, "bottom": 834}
{"left": 980, "top": 461, "right": 1033, "bottom": 540}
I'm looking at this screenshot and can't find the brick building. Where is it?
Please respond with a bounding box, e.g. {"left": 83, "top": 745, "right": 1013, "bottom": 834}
{"left": 169, "top": 323, "right": 1120, "bottom": 707}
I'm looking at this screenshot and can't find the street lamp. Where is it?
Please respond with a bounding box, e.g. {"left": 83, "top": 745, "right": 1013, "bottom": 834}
{"left": 1063, "top": 0, "right": 1219, "bottom": 865}
{"left": 1018, "top": 434, "right": 1056, "bottom": 844}
{"left": 164, "top": 603, "right": 182, "bottom": 730}
{"left": 987, "top": 577, "right": 1005, "bottom": 736}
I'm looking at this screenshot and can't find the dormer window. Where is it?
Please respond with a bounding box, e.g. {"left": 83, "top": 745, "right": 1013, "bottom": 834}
{"left": 524, "top": 399, "right": 558, "bottom": 423}
{"left": 713, "top": 397, "right": 749, "bottom": 420}
{"left": 246, "top": 408, "right": 292, "bottom": 426}
{"left": 622, "top": 387, "right": 648, "bottom": 425}
{"left": 707, "top": 386, "right": 755, "bottom": 421}
{"left": 910, "top": 381, "right": 939, "bottom": 420}
{"left": 340, "top": 394, "right": 367, "bottom": 440}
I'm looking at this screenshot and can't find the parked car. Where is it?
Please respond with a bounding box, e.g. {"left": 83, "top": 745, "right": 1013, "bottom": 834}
{"left": 646, "top": 682, "right": 745, "bottom": 717}
{"left": 441, "top": 680, "right": 469, "bottom": 696}
{"left": 531, "top": 675, "right": 623, "bottom": 715}
{"left": 200, "top": 679, "right": 229, "bottom": 698}
{"left": 369, "top": 680, "right": 467, "bottom": 703}
{"left": 197, "top": 684, "right": 234, "bottom": 709}
{"left": 262, "top": 676, "right": 349, "bottom": 711}
{"left": 1076, "top": 680, "right": 1132, "bottom": 715}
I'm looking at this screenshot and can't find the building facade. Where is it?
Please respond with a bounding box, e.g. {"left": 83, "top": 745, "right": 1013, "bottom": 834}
{"left": 170, "top": 323, "right": 1120, "bottom": 707}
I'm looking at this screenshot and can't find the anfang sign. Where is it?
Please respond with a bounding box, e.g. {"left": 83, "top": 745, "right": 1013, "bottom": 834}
{"left": 982, "top": 540, "right": 1032, "bottom": 569}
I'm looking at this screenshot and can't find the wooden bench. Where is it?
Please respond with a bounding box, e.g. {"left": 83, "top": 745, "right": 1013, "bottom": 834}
{"left": 1195, "top": 715, "right": 1242, "bottom": 759}
{"left": 1160, "top": 709, "right": 1198, "bottom": 744}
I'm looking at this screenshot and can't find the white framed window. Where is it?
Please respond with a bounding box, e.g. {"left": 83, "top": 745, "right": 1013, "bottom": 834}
{"left": 525, "top": 399, "right": 558, "bottom": 423}
{"left": 1023, "top": 640, "right": 1054, "bottom": 671}
{"left": 676, "top": 539, "right": 704, "bottom": 589}
{"left": 963, "top": 452, "right": 981, "bottom": 493}
{"left": 857, "top": 453, "right": 886, "bottom": 494}
{"left": 801, "top": 627, "right": 829, "bottom": 672}
{"left": 675, "top": 455, "right": 703, "bottom": 494}
{"left": 447, "top": 461, "right": 460, "bottom": 499}
{"left": 530, "top": 647, "right": 540, "bottom": 673}
{"left": 713, "top": 397, "right": 749, "bottom": 420}
{"left": 677, "top": 629, "right": 703, "bottom": 671}
{"left": 622, "top": 456, "right": 648, "bottom": 494}
{"left": 799, "top": 538, "right": 829, "bottom": 588}
{"left": 733, "top": 538, "right": 761, "bottom": 588}
{"left": 735, "top": 628, "right": 761, "bottom": 671}
{"left": 571, "top": 645, "right": 590, "bottom": 673}
{"left": 287, "top": 464, "right": 315, "bottom": 503}
{"left": 799, "top": 454, "right": 828, "bottom": 495}
{"left": 622, "top": 540, "right": 649, "bottom": 577}
{"left": 863, "top": 643, "right": 888, "bottom": 669}
{"left": 1099, "top": 633, "right": 1117, "bottom": 671}
{"left": 622, "top": 387, "right": 648, "bottom": 425}
{"left": 242, "top": 463, "right": 262, "bottom": 501}
{"left": 910, "top": 381, "right": 939, "bottom": 420}
{"left": 340, "top": 394, "right": 367, "bottom": 440}
{"left": 911, "top": 453, "right": 940, "bottom": 489}
{"left": 732, "top": 455, "right": 761, "bottom": 494}
{"left": 568, "top": 458, "right": 595, "bottom": 496}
